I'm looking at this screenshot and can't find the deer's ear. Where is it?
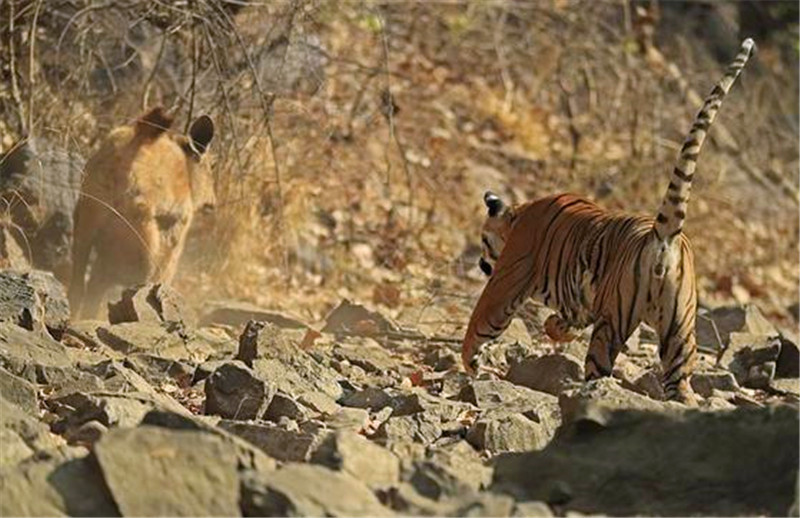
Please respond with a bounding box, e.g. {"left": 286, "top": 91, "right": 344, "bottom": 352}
{"left": 484, "top": 191, "right": 504, "bottom": 217}
{"left": 188, "top": 115, "right": 214, "bottom": 155}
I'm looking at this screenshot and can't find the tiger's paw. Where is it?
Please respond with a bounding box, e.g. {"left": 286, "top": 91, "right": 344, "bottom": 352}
{"left": 544, "top": 314, "right": 577, "bottom": 342}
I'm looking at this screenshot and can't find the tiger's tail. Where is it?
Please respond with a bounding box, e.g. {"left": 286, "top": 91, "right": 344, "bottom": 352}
{"left": 653, "top": 38, "right": 754, "bottom": 241}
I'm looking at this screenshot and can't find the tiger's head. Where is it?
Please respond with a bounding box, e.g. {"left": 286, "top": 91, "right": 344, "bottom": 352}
{"left": 478, "top": 191, "right": 515, "bottom": 276}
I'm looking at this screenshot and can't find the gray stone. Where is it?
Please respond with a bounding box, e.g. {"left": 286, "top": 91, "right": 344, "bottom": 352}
{"left": 513, "top": 501, "right": 554, "bottom": 517}
{"left": 491, "top": 406, "right": 798, "bottom": 516}
{"left": 776, "top": 336, "right": 799, "bottom": 378}
{"left": 423, "top": 347, "right": 459, "bottom": 371}
{"left": 0, "top": 450, "right": 119, "bottom": 516}
{"left": 218, "top": 419, "right": 324, "bottom": 462}
{"left": 0, "top": 367, "right": 38, "bottom": 415}
{"left": 696, "top": 304, "right": 777, "bottom": 350}
{"left": 456, "top": 492, "right": 516, "bottom": 517}
{"left": 123, "top": 353, "right": 194, "bottom": 389}
{"left": 199, "top": 300, "right": 308, "bottom": 329}
{"left": 322, "top": 298, "right": 402, "bottom": 335}
{"left": 467, "top": 412, "right": 550, "bottom": 454}
{"left": 264, "top": 392, "right": 313, "bottom": 422}
{"left": 375, "top": 413, "right": 442, "bottom": 446}
{"left": 63, "top": 419, "right": 108, "bottom": 447}
{"left": 632, "top": 370, "right": 665, "bottom": 400}
{"left": 0, "top": 396, "right": 61, "bottom": 467}
{"left": 719, "top": 332, "right": 781, "bottom": 388}
{"left": 691, "top": 370, "right": 740, "bottom": 398}
{"left": 0, "top": 270, "right": 70, "bottom": 340}
{"left": 333, "top": 338, "right": 400, "bottom": 373}
{"left": 311, "top": 430, "right": 401, "bottom": 489}
{"left": 506, "top": 353, "right": 583, "bottom": 395}
{"left": 558, "top": 378, "right": 682, "bottom": 428}
{"left": 241, "top": 463, "right": 393, "bottom": 517}
{"left": 0, "top": 137, "right": 84, "bottom": 284}
{"left": 322, "top": 406, "right": 370, "bottom": 432}
{"left": 93, "top": 426, "right": 240, "bottom": 516}
{"left": 107, "top": 283, "right": 190, "bottom": 327}
{"left": 205, "top": 361, "right": 274, "bottom": 420}
{"left": 341, "top": 386, "right": 394, "bottom": 410}
{"left": 0, "top": 323, "right": 73, "bottom": 383}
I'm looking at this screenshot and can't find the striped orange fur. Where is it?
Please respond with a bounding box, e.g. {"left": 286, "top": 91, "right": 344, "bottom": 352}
{"left": 463, "top": 39, "right": 755, "bottom": 403}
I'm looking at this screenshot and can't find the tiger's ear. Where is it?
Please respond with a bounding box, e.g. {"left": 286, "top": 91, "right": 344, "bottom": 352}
{"left": 484, "top": 191, "right": 505, "bottom": 217}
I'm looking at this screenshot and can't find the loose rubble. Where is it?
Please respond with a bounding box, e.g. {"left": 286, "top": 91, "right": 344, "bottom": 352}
{"left": 0, "top": 273, "right": 797, "bottom": 516}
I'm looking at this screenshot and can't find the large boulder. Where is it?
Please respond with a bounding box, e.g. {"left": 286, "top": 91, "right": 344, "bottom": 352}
{"left": 0, "top": 138, "right": 84, "bottom": 283}
{"left": 506, "top": 353, "right": 583, "bottom": 396}
{"left": 107, "top": 283, "right": 191, "bottom": 327}
{"left": 491, "top": 406, "right": 798, "bottom": 516}
{"left": 93, "top": 426, "right": 241, "bottom": 516}
{"left": 204, "top": 361, "right": 274, "bottom": 420}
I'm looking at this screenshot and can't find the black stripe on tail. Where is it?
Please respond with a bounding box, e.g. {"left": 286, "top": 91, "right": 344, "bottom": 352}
{"left": 653, "top": 38, "right": 755, "bottom": 241}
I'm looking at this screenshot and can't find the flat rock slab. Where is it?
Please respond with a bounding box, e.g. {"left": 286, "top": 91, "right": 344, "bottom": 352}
{"left": 241, "top": 463, "right": 394, "bottom": 517}
{"left": 0, "top": 322, "right": 72, "bottom": 382}
{"left": 491, "top": 406, "right": 799, "bottom": 516}
{"left": 0, "top": 367, "right": 38, "bottom": 415}
{"left": 199, "top": 300, "right": 308, "bottom": 329}
{"left": 93, "top": 426, "right": 241, "bottom": 517}
{"left": 506, "top": 353, "right": 583, "bottom": 396}
{"left": 219, "top": 420, "right": 324, "bottom": 462}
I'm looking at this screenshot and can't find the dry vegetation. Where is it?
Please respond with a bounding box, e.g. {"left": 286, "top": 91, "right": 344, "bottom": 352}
{"left": 1, "top": 0, "right": 798, "bottom": 334}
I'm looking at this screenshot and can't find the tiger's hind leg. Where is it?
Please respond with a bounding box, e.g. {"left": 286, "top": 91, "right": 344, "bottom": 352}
{"left": 654, "top": 308, "right": 698, "bottom": 405}
{"left": 584, "top": 318, "right": 624, "bottom": 380}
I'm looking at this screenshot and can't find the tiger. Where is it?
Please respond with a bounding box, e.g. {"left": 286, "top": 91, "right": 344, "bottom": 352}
{"left": 462, "top": 38, "right": 755, "bottom": 404}
{"left": 69, "top": 107, "right": 215, "bottom": 318}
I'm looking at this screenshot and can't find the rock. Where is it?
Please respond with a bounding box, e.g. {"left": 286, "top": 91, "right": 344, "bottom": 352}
{"left": 690, "top": 370, "right": 740, "bottom": 398}
{"left": 63, "top": 419, "right": 108, "bottom": 447}
{"left": 0, "top": 137, "right": 84, "bottom": 283}
{"left": 718, "top": 332, "right": 781, "bottom": 388}
{"left": 423, "top": 347, "right": 459, "bottom": 371}
{"left": 49, "top": 390, "right": 189, "bottom": 435}
{"left": 298, "top": 391, "right": 341, "bottom": 415}
{"left": 141, "top": 409, "right": 278, "bottom": 474}
{"left": 409, "top": 441, "right": 492, "bottom": 500}
{"left": 107, "top": 283, "right": 190, "bottom": 327}
{"left": 199, "top": 300, "right": 308, "bottom": 329}
{"left": 467, "top": 412, "right": 550, "bottom": 454}
{"left": 0, "top": 396, "right": 61, "bottom": 467}
{"left": 506, "top": 353, "right": 583, "bottom": 395}
{"left": 333, "top": 338, "right": 400, "bottom": 373}
{"left": 237, "top": 319, "right": 265, "bottom": 366}
{"left": 123, "top": 353, "right": 194, "bottom": 388}
{"left": 513, "top": 501, "right": 554, "bottom": 517}
{"left": 0, "top": 450, "right": 119, "bottom": 516}
{"left": 0, "top": 226, "right": 29, "bottom": 271}
{"left": 0, "top": 270, "right": 70, "bottom": 340}
{"left": 375, "top": 413, "right": 442, "bottom": 446}
{"left": 241, "top": 463, "right": 394, "bottom": 517}
{"left": 246, "top": 323, "right": 344, "bottom": 401}
{"left": 491, "top": 406, "right": 798, "bottom": 516}
{"left": 341, "top": 386, "right": 394, "bottom": 410}
{"left": 0, "top": 323, "right": 74, "bottom": 384}
{"left": 204, "top": 361, "right": 274, "bottom": 420}
{"left": 456, "top": 492, "right": 516, "bottom": 517}
{"left": 93, "top": 426, "right": 240, "bottom": 516}
{"left": 632, "top": 370, "right": 665, "bottom": 400}
{"left": 457, "top": 379, "right": 553, "bottom": 410}
{"left": 558, "top": 378, "right": 681, "bottom": 428}
{"left": 776, "top": 336, "right": 800, "bottom": 378}
{"left": 264, "top": 392, "right": 314, "bottom": 422}
{"left": 696, "top": 304, "right": 777, "bottom": 350}
{"left": 311, "top": 430, "right": 401, "bottom": 489}
{"left": 95, "top": 321, "right": 220, "bottom": 361}
{"left": 0, "top": 367, "right": 38, "bottom": 415}
{"left": 322, "top": 406, "right": 370, "bottom": 432}
{"left": 322, "top": 298, "right": 401, "bottom": 335}
{"left": 218, "top": 419, "right": 325, "bottom": 462}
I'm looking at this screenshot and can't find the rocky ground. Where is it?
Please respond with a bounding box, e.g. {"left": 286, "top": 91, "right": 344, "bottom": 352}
{"left": 0, "top": 269, "right": 798, "bottom": 517}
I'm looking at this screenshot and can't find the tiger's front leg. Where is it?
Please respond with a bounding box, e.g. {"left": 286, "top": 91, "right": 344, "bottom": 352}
{"left": 583, "top": 318, "right": 624, "bottom": 380}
